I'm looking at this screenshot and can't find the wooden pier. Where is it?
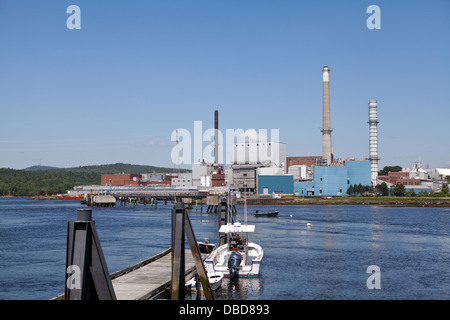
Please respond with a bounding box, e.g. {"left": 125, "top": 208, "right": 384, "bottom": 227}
{"left": 53, "top": 248, "right": 196, "bottom": 300}
{"left": 111, "top": 248, "right": 195, "bottom": 300}
{"left": 54, "top": 204, "right": 216, "bottom": 300}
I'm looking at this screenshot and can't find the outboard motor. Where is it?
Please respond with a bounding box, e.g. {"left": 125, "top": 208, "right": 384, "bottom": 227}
{"left": 228, "top": 251, "right": 242, "bottom": 279}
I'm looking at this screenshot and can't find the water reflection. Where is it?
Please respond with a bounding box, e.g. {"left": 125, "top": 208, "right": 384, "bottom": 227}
{"left": 186, "top": 276, "right": 264, "bottom": 300}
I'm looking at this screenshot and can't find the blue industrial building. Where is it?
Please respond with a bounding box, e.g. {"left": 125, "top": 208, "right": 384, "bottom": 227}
{"left": 258, "top": 175, "right": 294, "bottom": 195}
{"left": 294, "top": 160, "right": 371, "bottom": 196}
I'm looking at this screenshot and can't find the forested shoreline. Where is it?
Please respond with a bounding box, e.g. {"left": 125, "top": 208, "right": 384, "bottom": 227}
{"left": 0, "top": 163, "right": 185, "bottom": 196}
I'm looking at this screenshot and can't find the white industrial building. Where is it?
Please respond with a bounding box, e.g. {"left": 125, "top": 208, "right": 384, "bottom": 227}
{"left": 141, "top": 173, "right": 163, "bottom": 181}
{"left": 286, "top": 165, "right": 312, "bottom": 181}
{"left": 171, "top": 173, "right": 193, "bottom": 188}
{"left": 192, "top": 162, "right": 213, "bottom": 188}
{"left": 232, "top": 142, "right": 286, "bottom": 169}
{"left": 402, "top": 161, "right": 450, "bottom": 181}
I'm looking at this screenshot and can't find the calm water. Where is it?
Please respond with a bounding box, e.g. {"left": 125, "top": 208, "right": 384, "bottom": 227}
{"left": 0, "top": 198, "right": 448, "bottom": 300}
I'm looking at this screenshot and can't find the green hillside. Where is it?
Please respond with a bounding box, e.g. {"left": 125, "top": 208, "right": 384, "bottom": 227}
{"left": 57, "top": 163, "right": 189, "bottom": 174}
{"left": 0, "top": 163, "right": 189, "bottom": 197}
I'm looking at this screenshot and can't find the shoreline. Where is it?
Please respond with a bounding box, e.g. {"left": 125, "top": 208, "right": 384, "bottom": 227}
{"left": 0, "top": 195, "right": 60, "bottom": 200}
{"left": 236, "top": 196, "right": 450, "bottom": 207}
{"left": 2, "top": 195, "right": 450, "bottom": 207}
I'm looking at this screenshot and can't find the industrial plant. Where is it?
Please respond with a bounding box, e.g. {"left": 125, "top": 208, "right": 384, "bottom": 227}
{"left": 72, "top": 66, "right": 448, "bottom": 198}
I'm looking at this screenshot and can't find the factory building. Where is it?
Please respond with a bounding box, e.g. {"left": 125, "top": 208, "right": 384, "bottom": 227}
{"left": 286, "top": 156, "right": 323, "bottom": 173}
{"left": 231, "top": 164, "right": 261, "bottom": 193}
{"left": 101, "top": 173, "right": 172, "bottom": 186}
{"left": 255, "top": 167, "right": 293, "bottom": 195}
{"left": 186, "top": 67, "right": 379, "bottom": 196}
{"left": 192, "top": 161, "right": 214, "bottom": 188}
{"left": 192, "top": 161, "right": 226, "bottom": 188}
{"left": 232, "top": 141, "right": 286, "bottom": 167}
{"left": 287, "top": 165, "right": 313, "bottom": 181}
{"left": 171, "top": 173, "right": 193, "bottom": 188}
{"left": 258, "top": 175, "right": 294, "bottom": 195}
{"left": 101, "top": 174, "right": 142, "bottom": 186}
{"left": 230, "top": 141, "right": 287, "bottom": 192}
{"left": 293, "top": 160, "right": 371, "bottom": 196}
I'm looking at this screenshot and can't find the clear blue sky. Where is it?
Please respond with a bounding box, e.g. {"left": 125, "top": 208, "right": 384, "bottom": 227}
{"left": 1, "top": 0, "right": 449, "bottom": 170}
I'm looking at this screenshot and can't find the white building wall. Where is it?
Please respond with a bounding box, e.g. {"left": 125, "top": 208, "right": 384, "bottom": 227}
{"left": 192, "top": 162, "right": 209, "bottom": 187}
{"left": 232, "top": 142, "right": 286, "bottom": 169}
{"left": 171, "top": 173, "right": 193, "bottom": 188}
{"left": 288, "top": 165, "right": 312, "bottom": 180}
{"left": 200, "top": 175, "right": 212, "bottom": 187}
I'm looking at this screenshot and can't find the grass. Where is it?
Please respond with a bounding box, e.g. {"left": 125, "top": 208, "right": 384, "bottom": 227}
{"left": 239, "top": 195, "right": 450, "bottom": 207}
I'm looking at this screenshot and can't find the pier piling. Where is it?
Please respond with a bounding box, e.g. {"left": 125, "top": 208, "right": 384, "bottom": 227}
{"left": 171, "top": 202, "right": 213, "bottom": 300}
{"left": 171, "top": 202, "right": 186, "bottom": 300}
{"left": 65, "top": 209, "right": 116, "bottom": 300}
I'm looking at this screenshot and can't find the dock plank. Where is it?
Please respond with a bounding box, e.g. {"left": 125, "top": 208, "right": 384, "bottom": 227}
{"left": 112, "top": 249, "right": 195, "bottom": 300}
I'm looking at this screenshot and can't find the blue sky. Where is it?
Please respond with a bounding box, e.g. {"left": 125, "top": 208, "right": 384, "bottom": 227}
{"left": 1, "top": 0, "right": 449, "bottom": 170}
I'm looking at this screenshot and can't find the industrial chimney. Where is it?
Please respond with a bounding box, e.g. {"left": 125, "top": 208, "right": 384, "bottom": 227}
{"left": 368, "top": 100, "right": 379, "bottom": 186}
{"left": 321, "top": 66, "right": 332, "bottom": 165}
{"left": 214, "top": 110, "right": 219, "bottom": 165}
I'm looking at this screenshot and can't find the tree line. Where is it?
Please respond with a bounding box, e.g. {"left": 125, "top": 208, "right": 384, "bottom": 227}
{"left": 347, "top": 182, "right": 449, "bottom": 197}
{"left": 0, "top": 168, "right": 100, "bottom": 196}
{"left": 0, "top": 163, "right": 187, "bottom": 197}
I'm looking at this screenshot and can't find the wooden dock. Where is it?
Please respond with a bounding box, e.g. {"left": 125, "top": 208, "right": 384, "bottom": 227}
{"left": 52, "top": 248, "right": 196, "bottom": 300}
{"left": 111, "top": 248, "right": 195, "bottom": 300}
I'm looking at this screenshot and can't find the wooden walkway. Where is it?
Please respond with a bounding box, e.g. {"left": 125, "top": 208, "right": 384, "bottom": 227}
{"left": 111, "top": 248, "right": 195, "bottom": 300}
{"left": 52, "top": 248, "right": 196, "bottom": 300}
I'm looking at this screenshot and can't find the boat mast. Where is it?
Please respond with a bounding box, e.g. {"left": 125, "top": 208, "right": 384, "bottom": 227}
{"left": 244, "top": 183, "right": 247, "bottom": 225}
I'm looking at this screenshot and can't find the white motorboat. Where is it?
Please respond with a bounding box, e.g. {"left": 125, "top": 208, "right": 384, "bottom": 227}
{"left": 204, "top": 222, "right": 264, "bottom": 278}
{"left": 185, "top": 272, "right": 224, "bottom": 291}
{"left": 197, "top": 240, "right": 216, "bottom": 255}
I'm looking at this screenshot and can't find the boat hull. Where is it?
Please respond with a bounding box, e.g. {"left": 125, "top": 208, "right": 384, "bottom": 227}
{"left": 204, "top": 242, "right": 263, "bottom": 278}
{"left": 254, "top": 210, "right": 279, "bottom": 217}
{"left": 185, "top": 272, "right": 224, "bottom": 291}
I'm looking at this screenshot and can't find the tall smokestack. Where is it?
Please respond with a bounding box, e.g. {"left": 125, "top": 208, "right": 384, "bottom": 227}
{"left": 214, "top": 110, "right": 219, "bottom": 164}
{"left": 321, "top": 66, "right": 332, "bottom": 165}
{"left": 368, "top": 100, "right": 379, "bottom": 186}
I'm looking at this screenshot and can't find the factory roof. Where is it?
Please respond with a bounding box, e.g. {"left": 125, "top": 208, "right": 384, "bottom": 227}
{"left": 436, "top": 168, "right": 450, "bottom": 176}
{"left": 219, "top": 223, "right": 255, "bottom": 233}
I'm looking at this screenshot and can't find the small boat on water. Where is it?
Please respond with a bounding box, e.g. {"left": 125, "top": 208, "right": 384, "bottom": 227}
{"left": 254, "top": 210, "right": 279, "bottom": 217}
{"left": 204, "top": 222, "right": 263, "bottom": 278}
{"left": 185, "top": 272, "right": 224, "bottom": 291}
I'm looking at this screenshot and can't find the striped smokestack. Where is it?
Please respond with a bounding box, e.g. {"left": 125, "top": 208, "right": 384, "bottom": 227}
{"left": 368, "top": 100, "right": 379, "bottom": 186}
{"left": 321, "top": 66, "right": 332, "bottom": 165}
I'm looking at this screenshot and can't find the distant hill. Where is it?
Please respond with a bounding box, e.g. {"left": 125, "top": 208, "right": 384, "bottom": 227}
{"left": 23, "top": 163, "right": 190, "bottom": 174}
{"left": 59, "top": 163, "right": 190, "bottom": 174}
{"left": 24, "top": 165, "right": 60, "bottom": 171}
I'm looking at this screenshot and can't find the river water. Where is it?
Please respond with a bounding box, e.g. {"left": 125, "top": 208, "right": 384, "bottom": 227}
{"left": 0, "top": 198, "right": 448, "bottom": 300}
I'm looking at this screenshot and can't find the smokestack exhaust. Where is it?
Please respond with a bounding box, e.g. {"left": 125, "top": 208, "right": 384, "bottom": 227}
{"left": 321, "top": 66, "right": 332, "bottom": 165}
{"left": 214, "top": 110, "right": 219, "bottom": 164}
{"left": 368, "top": 100, "right": 379, "bottom": 186}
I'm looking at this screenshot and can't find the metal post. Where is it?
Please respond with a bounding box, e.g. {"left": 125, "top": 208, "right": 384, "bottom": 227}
{"left": 184, "top": 212, "right": 214, "bottom": 300}
{"left": 65, "top": 209, "right": 116, "bottom": 300}
{"left": 218, "top": 198, "right": 228, "bottom": 245}
{"left": 171, "top": 202, "right": 185, "bottom": 300}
